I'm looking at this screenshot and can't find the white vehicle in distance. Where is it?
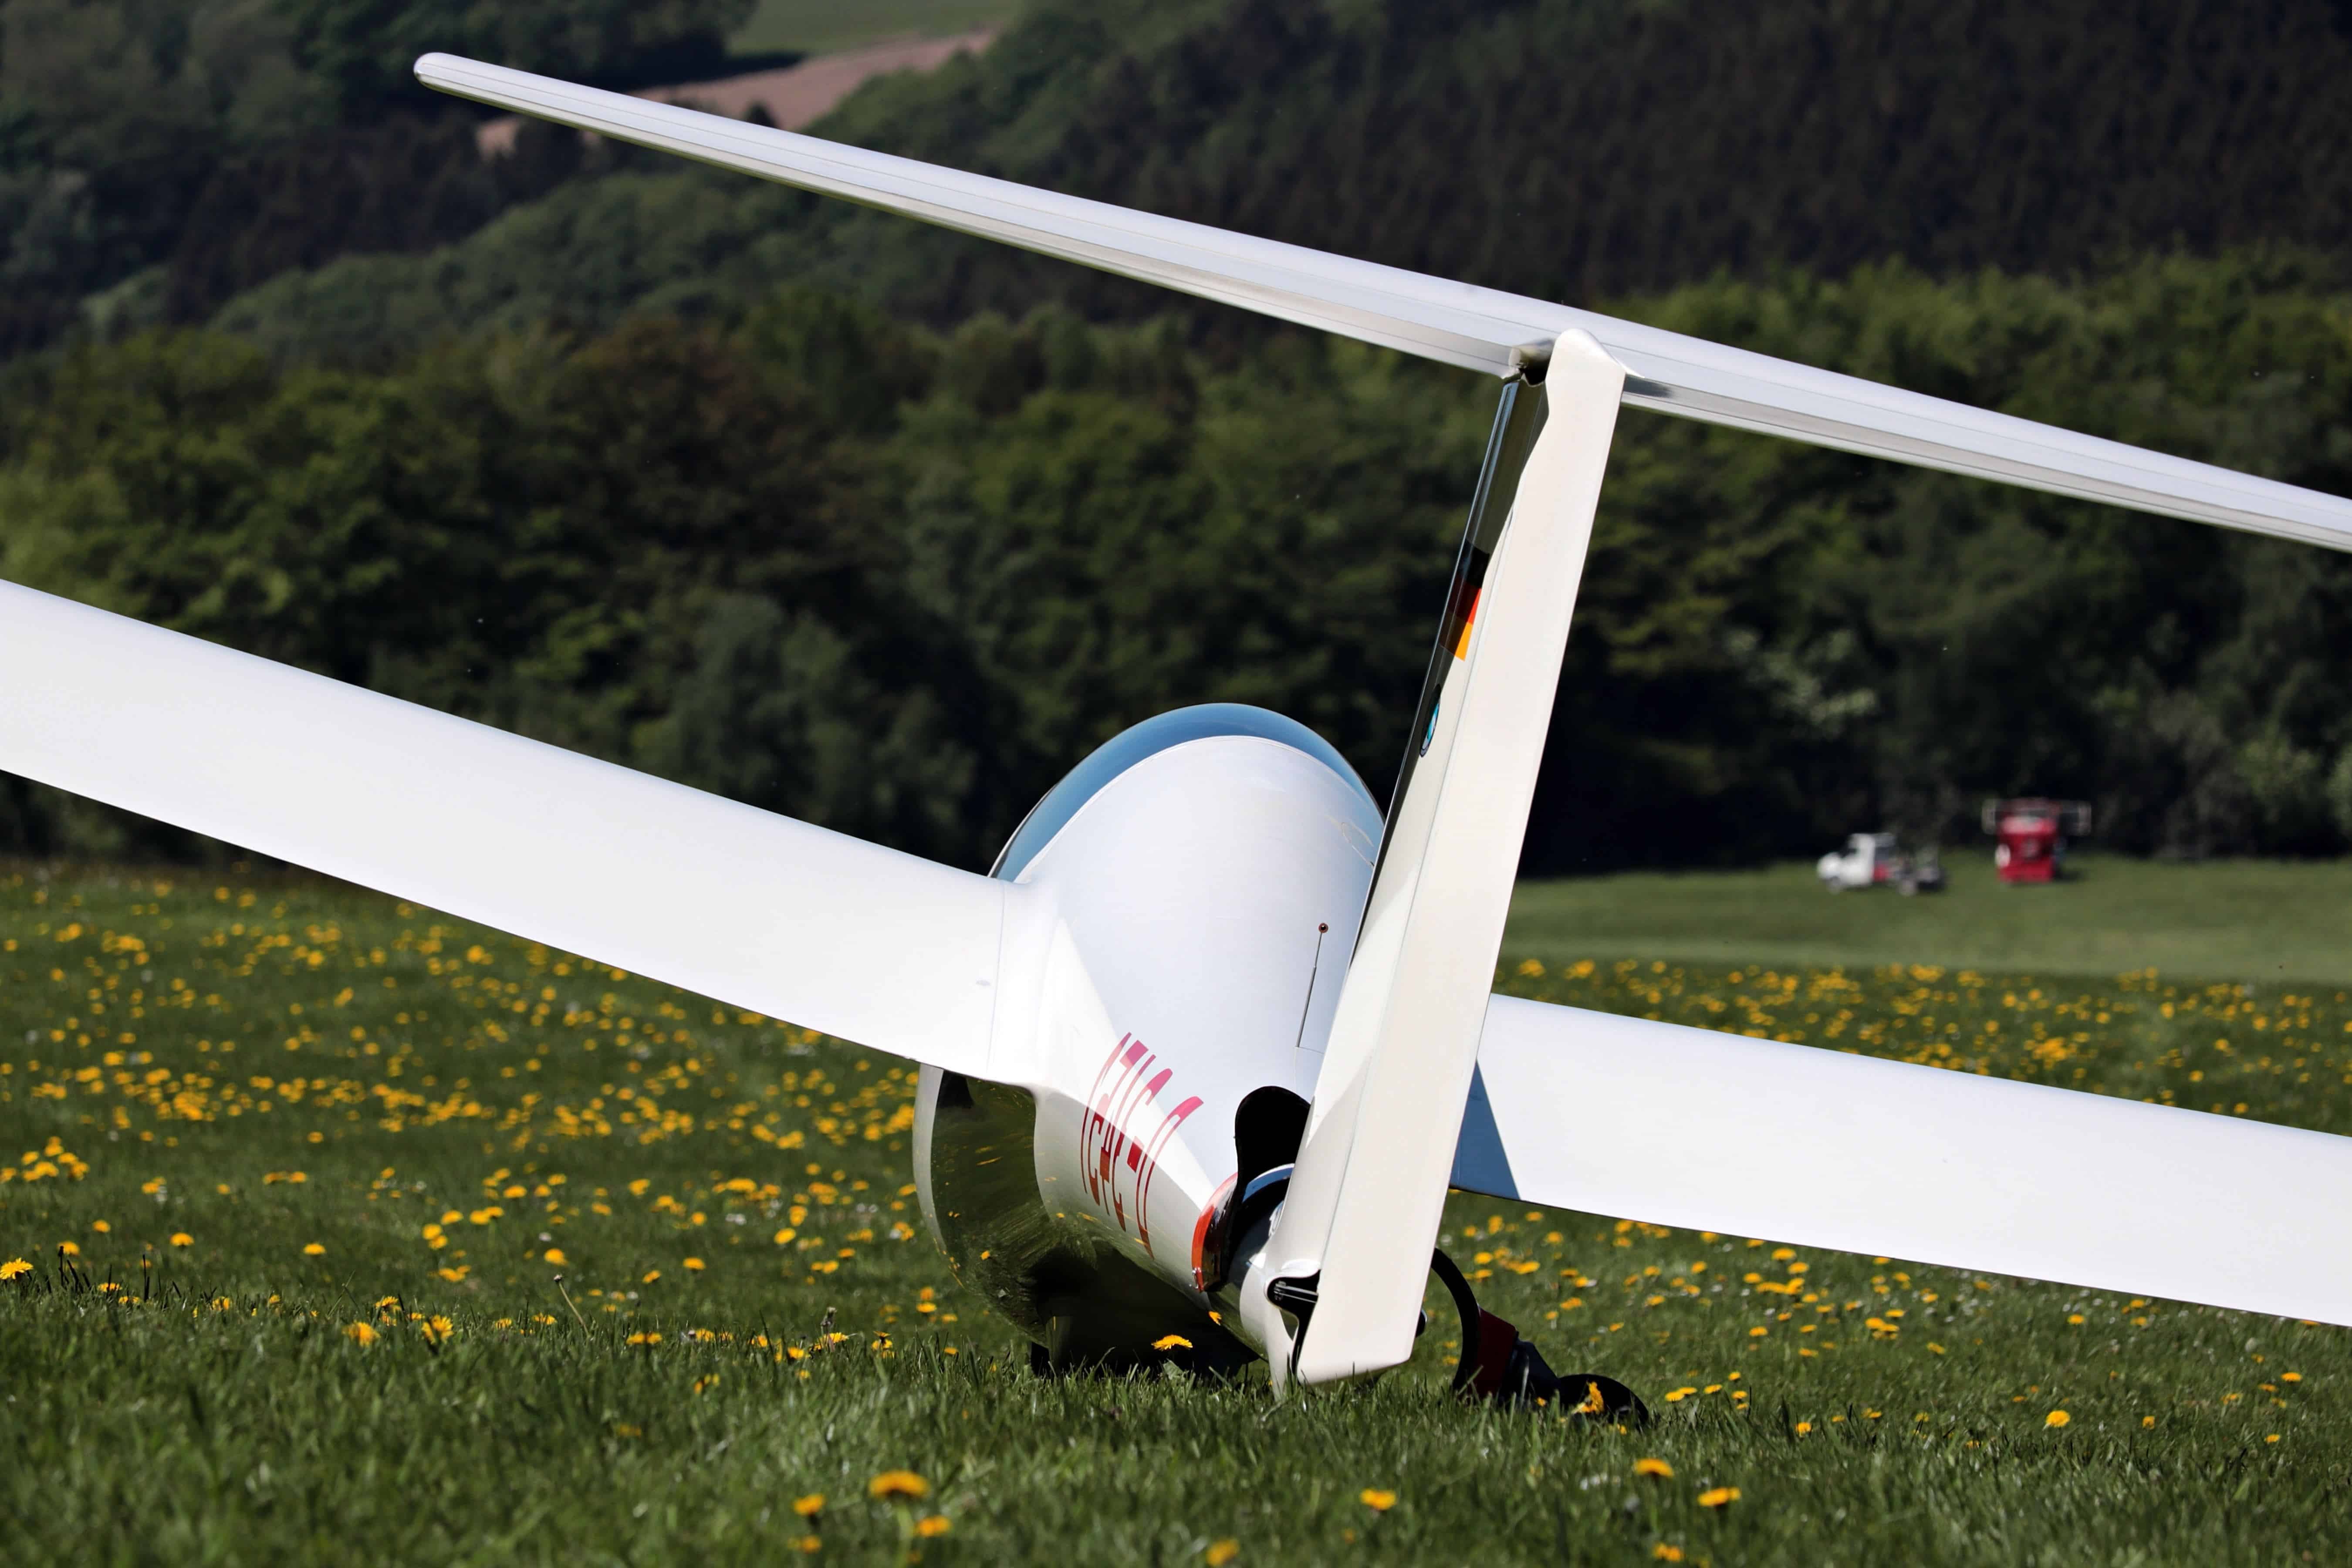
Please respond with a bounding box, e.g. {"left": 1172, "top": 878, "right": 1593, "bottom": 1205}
{"left": 1817, "top": 832, "right": 1946, "bottom": 894}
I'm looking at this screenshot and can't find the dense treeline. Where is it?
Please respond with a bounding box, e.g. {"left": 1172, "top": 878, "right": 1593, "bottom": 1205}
{"left": 8, "top": 257, "right": 2352, "bottom": 870}
{"left": 206, "top": 0, "right": 2352, "bottom": 362}
{"left": 0, "top": 0, "right": 757, "bottom": 355}
{"left": 15, "top": 0, "right": 2352, "bottom": 366}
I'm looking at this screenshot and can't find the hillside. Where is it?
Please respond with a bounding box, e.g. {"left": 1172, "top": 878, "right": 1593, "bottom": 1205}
{"left": 203, "top": 0, "right": 2352, "bottom": 362}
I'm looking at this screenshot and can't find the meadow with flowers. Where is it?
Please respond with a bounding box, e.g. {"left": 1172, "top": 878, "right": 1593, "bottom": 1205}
{"left": 4, "top": 860, "right": 2351, "bottom": 1564}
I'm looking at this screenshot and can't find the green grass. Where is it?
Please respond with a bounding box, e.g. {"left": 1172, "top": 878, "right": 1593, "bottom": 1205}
{"left": 5, "top": 861, "right": 2352, "bottom": 1563}
{"left": 1507, "top": 853, "right": 2352, "bottom": 988}
{"left": 730, "top": 0, "right": 1019, "bottom": 55}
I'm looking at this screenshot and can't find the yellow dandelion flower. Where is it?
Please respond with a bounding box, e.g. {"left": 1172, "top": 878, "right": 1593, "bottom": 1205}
{"left": 1152, "top": 1334, "right": 1193, "bottom": 1352}
{"left": 58, "top": 1241, "right": 80, "bottom": 1257}
{"left": 1, "top": 1259, "right": 32, "bottom": 1281}
{"left": 1634, "top": 1458, "right": 1674, "bottom": 1479}
{"left": 303, "top": 1243, "right": 325, "bottom": 1257}
{"left": 914, "top": 1516, "right": 952, "bottom": 1538}
{"left": 2281, "top": 1372, "right": 2303, "bottom": 1383}
{"left": 1358, "top": 1489, "right": 1396, "bottom": 1511}
{"left": 344, "top": 1321, "right": 378, "bottom": 1345}
{"left": 2044, "top": 1409, "right": 2071, "bottom": 1428}
{"left": 792, "top": 1538, "right": 820, "bottom": 1555}
{"left": 169, "top": 1233, "right": 193, "bottom": 1248}
{"left": 1205, "top": 1542, "right": 1240, "bottom": 1568}
{"left": 1654, "top": 1547, "right": 1685, "bottom": 1563}
{"left": 792, "top": 1494, "right": 825, "bottom": 1518}
{"left": 683, "top": 1258, "right": 705, "bottom": 1272}
{"left": 1794, "top": 1421, "right": 1813, "bottom": 1436}
{"left": 642, "top": 1270, "right": 661, "bottom": 1284}
{"left": 1697, "top": 1487, "right": 1740, "bottom": 1509}
{"left": 868, "top": 1470, "right": 929, "bottom": 1501}
{"left": 773, "top": 1228, "right": 796, "bottom": 1245}
{"left": 543, "top": 1248, "right": 566, "bottom": 1266}
{"left": 91, "top": 1220, "right": 110, "bottom": 1234}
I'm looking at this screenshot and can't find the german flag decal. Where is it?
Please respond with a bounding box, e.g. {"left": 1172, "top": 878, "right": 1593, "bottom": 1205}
{"left": 1452, "top": 587, "right": 1482, "bottom": 659}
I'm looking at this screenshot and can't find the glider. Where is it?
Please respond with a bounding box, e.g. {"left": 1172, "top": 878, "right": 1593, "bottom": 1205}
{"left": 5, "top": 53, "right": 2351, "bottom": 1398}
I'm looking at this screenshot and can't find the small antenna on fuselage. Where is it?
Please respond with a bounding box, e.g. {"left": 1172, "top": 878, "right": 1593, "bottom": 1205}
{"left": 1292, "top": 924, "right": 1330, "bottom": 1050}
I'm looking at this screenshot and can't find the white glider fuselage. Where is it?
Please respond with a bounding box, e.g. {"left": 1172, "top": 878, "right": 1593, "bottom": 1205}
{"left": 913, "top": 713, "right": 1381, "bottom": 1368}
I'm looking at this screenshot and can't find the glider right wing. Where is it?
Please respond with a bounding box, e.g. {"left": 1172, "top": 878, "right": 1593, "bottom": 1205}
{"left": 1461, "top": 994, "right": 2352, "bottom": 1328}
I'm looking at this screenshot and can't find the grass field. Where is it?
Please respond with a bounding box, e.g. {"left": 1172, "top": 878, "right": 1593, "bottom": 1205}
{"left": 1508, "top": 853, "right": 2352, "bottom": 988}
{"left": 6, "top": 861, "right": 2352, "bottom": 1563}
{"left": 730, "top": 0, "right": 1017, "bottom": 55}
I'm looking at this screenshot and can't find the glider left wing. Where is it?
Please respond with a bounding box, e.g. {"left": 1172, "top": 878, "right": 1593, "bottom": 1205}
{"left": 0, "top": 581, "right": 1015, "bottom": 1077}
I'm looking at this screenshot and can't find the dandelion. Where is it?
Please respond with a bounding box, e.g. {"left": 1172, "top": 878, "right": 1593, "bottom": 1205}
{"left": 868, "top": 1470, "right": 929, "bottom": 1501}
{"left": 792, "top": 1495, "right": 825, "bottom": 1518}
{"left": 169, "top": 1233, "right": 192, "bottom": 1247}
{"left": 1697, "top": 1487, "right": 1740, "bottom": 1509}
{"left": 1205, "top": 1542, "right": 1240, "bottom": 1567}
{"left": 303, "top": 1243, "right": 325, "bottom": 1256}
{"left": 642, "top": 1270, "right": 661, "bottom": 1283}
{"left": 1, "top": 1259, "right": 31, "bottom": 1281}
{"left": 1634, "top": 1458, "right": 1675, "bottom": 1479}
{"left": 420, "top": 1315, "right": 453, "bottom": 1345}
{"left": 91, "top": 1220, "right": 110, "bottom": 1234}
{"left": 2045, "top": 1409, "right": 2070, "bottom": 1428}
{"left": 1359, "top": 1489, "right": 1396, "bottom": 1511}
{"left": 915, "top": 1516, "right": 952, "bottom": 1537}
{"left": 58, "top": 1241, "right": 80, "bottom": 1257}
{"left": 344, "top": 1321, "right": 378, "bottom": 1345}
{"left": 1152, "top": 1334, "right": 1193, "bottom": 1352}
{"left": 1794, "top": 1421, "right": 1813, "bottom": 1436}
{"left": 1654, "top": 1547, "right": 1685, "bottom": 1562}
{"left": 543, "top": 1248, "right": 566, "bottom": 1266}
{"left": 683, "top": 1257, "right": 706, "bottom": 1272}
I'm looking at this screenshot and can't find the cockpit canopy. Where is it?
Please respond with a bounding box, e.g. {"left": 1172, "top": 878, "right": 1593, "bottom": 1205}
{"left": 990, "top": 704, "right": 1374, "bottom": 882}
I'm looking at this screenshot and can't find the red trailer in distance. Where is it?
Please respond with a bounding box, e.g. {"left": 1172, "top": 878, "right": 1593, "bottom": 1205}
{"left": 1981, "top": 798, "right": 2092, "bottom": 883}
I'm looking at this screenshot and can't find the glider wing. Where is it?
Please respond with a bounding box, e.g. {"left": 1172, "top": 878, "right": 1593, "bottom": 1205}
{"left": 1461, "top": 994, "right": 2352, "bottom": 1328}
{"left": 0, "top": 581, "right": 1014, "bottom": 1077}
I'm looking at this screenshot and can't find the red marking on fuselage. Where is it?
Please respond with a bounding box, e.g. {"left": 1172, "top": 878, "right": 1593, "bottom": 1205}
{"left": 1075, "top": 1032, "right": 1205, "bottom": 1255}
{"left": 1132, "top": 1094, "right": 1202, "bottom": 1251}
{"left": 1079, "top": 1035, "right": 1135, "bottom": 1208}
{"left": 1192, "top": 1173, "right": 1239, "bottom": 1291}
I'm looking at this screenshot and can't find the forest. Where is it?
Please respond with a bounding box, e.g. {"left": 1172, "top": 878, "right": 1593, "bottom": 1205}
{"left": 3, "top": 0, "right": 2351, "bottom": 871}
